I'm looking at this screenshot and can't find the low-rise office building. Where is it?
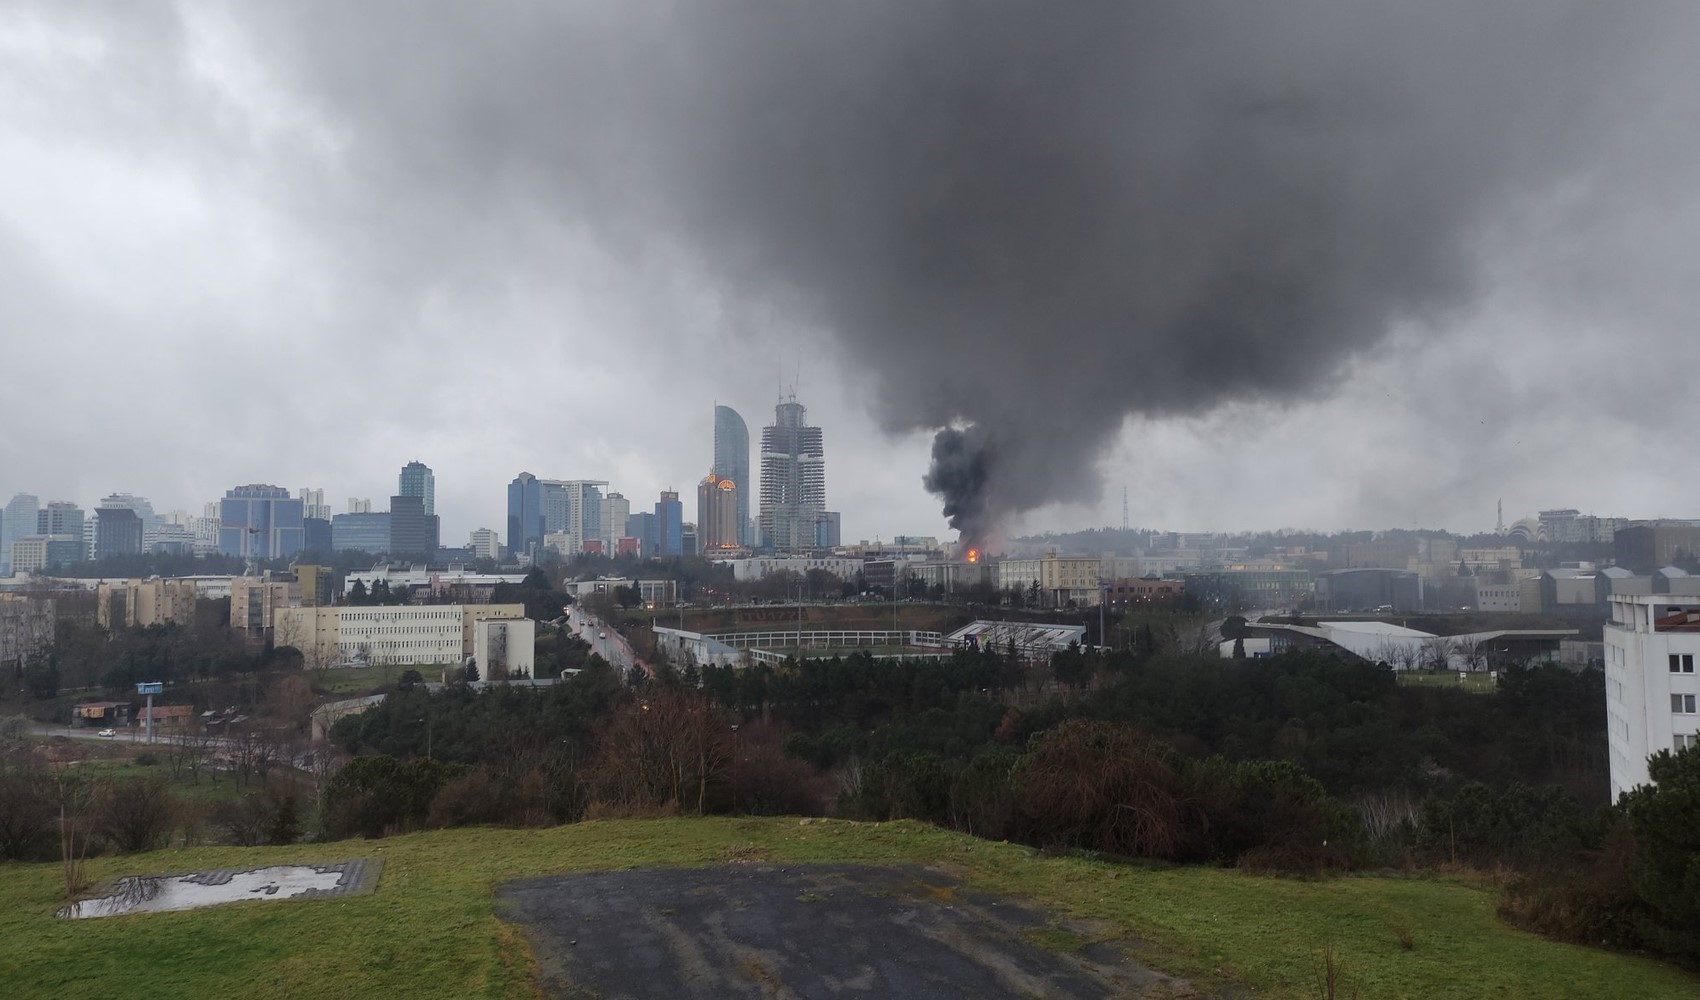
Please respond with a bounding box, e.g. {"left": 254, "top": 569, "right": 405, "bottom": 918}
{"left": 276, "top": 603, "right": 529, "bottom": 668}
{"left": 96, "top": 578, "right": 197, "bottom": 629}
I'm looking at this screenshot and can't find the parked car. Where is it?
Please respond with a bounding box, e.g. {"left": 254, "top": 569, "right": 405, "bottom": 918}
{"left": 97, "top": 729, "right": 116, "bottom": 738}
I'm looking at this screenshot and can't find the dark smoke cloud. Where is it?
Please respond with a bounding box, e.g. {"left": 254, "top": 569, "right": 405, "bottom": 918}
{"left": 227, "top": 2, "right": 1688, "bottom": 537}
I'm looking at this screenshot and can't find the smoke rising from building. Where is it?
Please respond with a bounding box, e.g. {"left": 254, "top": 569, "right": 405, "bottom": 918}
{"left": 231, "top": 3, "right": 1690, "bottom": 536}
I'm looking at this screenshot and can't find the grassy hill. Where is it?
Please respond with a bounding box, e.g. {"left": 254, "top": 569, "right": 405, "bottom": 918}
{"left": 2, "top": 818, "right": 1693, "bottom": 999}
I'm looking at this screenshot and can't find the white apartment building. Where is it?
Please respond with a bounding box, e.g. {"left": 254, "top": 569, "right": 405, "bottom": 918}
{"left": 996, "top": 555, "right": 1105, "bottom": 606}
{"left": 1604, "top": 593, "right": 1700, "bottom": 797}
{"left": 276, "top": 604, "right": 528, "bottom": 668}
{"left": 469, "top": 528, "right": 501, "bottom": 561}
{"left": 713, "top": 556, "right": 863, "bottom": 582}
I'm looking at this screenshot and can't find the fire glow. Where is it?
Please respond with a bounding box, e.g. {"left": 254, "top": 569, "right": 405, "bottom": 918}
{"left": 966, "top": 548, "right": 979, "bottom": 564}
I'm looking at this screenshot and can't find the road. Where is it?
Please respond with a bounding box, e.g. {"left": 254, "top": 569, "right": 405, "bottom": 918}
{"left": 567, "top": 607, "right": 646, "bottom": 676}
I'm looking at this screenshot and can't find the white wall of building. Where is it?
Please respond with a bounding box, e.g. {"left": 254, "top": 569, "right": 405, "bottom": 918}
{"left": 1604, "top": 595, "right": 1700, "bottom": 797}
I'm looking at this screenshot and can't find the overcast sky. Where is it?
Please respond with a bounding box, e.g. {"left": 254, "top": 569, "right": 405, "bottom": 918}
{"left": 3, "top": 3, "right": 1698, "bottom": 548}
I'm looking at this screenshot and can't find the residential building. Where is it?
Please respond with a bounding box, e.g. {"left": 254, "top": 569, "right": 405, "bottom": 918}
{"left": 713, "top": 404, "right": 752, "bottom": 547}
{"left": 388, "top": 495, "right": 439, "bottom": 560}
{"left": 298, "top": 488, "right": 332, "bottom": 522}
{"left": 94, "top": 507, "right": 144, "bottom": 560}
{"left": 229, "top": 575, "right": 301, "bottom": 634}
{"left": 654, "top": 491, "right": 683, "bottom": 557}
{"left": 698, "top": 473, "right": 740, "bottom": 552}
{"left": 1, "top": 494, "right": 40, "bottom": 576}
{"left": 218, "top": 485, "right": 305, "bottom": 561}
{"left": 470, "top": 528, "right": 500, "bottom": 561}
{"left": 0, "top": 595, "right": 54, "bottom": 668}
{"left": 474, "top": 617, "right": 536, "bottom": 678}
{"left": 1605, "top": 593, "right": 1700, "bottom": 796}
{"left": 331, "top": 512, "right": 391, "bottom": 553}
{"left": 561, "top": 578, "right": 678, "bottom": 606}
{"left": 295, "top": 565, "right": 337, "bottom": 607}
{"left": 348, "top": 497, "right": 374, "bottom": 514}
{"left": 1540, "top": 509, "right": 1627, "bottom": 545}
{"left": 343, "top": 567, "right": 528, "bottom": 603}
{"left": 98, "top": 493, "right": 162, "bottom": 546}
{"left": 96, "top": 578, "right": 197, "bottom": 629}
{"left": 398, "top": 461, "right": 435, "bottom": 516}
{"left": 1474, "top": 580, "right": 1527, "bottom": 613}
{"left": 507, "top": 472, "right": 544, "bottom": 561}
{"left": 275, "top": 603, "right": 528, "bottom": 667}
{"left": 759, "top": 396, "right": 828, "bottom": 552}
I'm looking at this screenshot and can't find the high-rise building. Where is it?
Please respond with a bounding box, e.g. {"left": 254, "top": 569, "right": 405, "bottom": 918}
{"left": 94, "top": 507, "right": 144, "bottom": 560}
{"left": 507, "top": 473, "right": 544, "bottom": 561}
{"left": 218, "top": 485, "right": 305, "bottom": 561}
{"left": 298, "top": 488, "right": 332, "bottom": 522}
{"left": 98, "top": 493, "right": 164, "bottom": 549}
{"left": 389, "top": 495, "right": 440, "bottom": 560}
{"left": 2, "top": 494, "right": 41, "bottom": 576}
{"left": 759, "top": 396, "right": 832, "bottom": 553}
{"left": 538, "top": 480, "right": 607, "bottom": 556}
{"left": 627, "top": 511, "right": 656, "bottom": 557}
{"left": 713, "top": 405, "right": 752, "bottom": 547}
{"left": 348, "top": 497, "right": 374, "bottom": 514}
{"left": 399, "top": 461, "right": 435, "bottom": 517}
{"left": 601, "top": 492, "right": 631, "bottom": 553}
{"left": 469, "top": 528, "right": 500, "bottom": 561}
{"left": 37, "top": 501, "right": 84, "bottom": 540}
{"left": 697, "top": 472, "right": 740, "bottom": 552}
{"left": 654, "top": 490, "right": 683, "bottom": 558}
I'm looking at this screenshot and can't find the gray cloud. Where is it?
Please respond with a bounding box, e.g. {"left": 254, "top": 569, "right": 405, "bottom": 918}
{"left": 225, "top": 1, "right": 1692, "bottom": 540}
{"left": 3, "top": 2, "right": 1698, "bottom": 544}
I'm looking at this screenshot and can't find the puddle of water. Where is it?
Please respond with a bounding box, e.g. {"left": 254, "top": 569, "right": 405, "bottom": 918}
{"left": 57, "top": 862, "right": 373, "bottom": 919}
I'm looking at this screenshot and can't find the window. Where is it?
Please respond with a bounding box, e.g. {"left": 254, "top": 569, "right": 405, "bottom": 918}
{"left": 1676, "top": 734, "right": 1698, "bottom": 751}
{"left": 1673, "top": 694, "right": 1698, "bottom": 714}
{"left": 1671, "top": 653, "right": 1696, "bottom": 674}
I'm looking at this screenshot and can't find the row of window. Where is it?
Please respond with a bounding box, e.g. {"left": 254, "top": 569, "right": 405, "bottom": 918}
{"left": 1671, "top": 653, "right": 1696, "bottom": 674}
{"left": 1674, "top": 693, "right": 1697, "bottom": 714}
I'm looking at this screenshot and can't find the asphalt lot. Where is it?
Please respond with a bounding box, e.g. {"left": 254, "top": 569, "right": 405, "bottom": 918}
{"left": 496, "top": 863, "right": 1185, "bottom": 999}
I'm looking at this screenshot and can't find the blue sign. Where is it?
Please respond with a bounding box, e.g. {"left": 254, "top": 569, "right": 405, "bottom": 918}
{"left": 136, "top": 682, "right": 163, "bottom": 695}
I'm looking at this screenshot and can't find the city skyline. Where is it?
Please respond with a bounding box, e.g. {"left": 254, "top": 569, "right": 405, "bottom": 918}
{"left": 3, "top": 6, "right": 1700, "bottom": 552}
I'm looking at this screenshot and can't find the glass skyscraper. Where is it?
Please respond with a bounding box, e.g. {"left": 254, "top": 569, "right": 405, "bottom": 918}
{"left": 399, "top": 461, "right": 435, "bottom": 516}
{"left": 507, "top": 472, "right": 543, "bottom": 560}
{"left": 713, "top": 405, "right": 751, "bottom": 547}
{"left": 218, "top": 484, "right": 305, "bottom": 561}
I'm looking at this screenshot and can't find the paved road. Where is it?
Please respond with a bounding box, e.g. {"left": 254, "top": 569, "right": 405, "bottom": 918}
{"left": 568, "top": 608, "right": 645, "bottom": 675}
{"left": 497, "top": 864, "right": 1183, "bottom": 999}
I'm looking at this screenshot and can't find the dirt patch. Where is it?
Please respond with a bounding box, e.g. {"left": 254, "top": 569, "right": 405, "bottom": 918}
{"left": 496, "top": 863, "right": 1191, "bottom": 999}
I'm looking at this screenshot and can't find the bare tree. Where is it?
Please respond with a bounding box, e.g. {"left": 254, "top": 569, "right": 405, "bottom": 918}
{"left": 99, "top": 776, "right": 178, "bottom": 853}
{"left": 53, "top": 769, "right": 107, "bottom": 896}
{"left": 1421, "top": 637, "right": 1452, "bottom": 671}
{"left": 1450, "top": 635, "right": 1486, "bottom": 672}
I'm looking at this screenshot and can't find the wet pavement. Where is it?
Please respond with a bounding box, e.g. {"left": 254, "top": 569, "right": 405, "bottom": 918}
{"left": 496, "top": 863, "right": 1188, "bottom": 999}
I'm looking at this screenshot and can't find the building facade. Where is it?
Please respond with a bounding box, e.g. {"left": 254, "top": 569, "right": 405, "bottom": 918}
{"left": 601, "top": 492, "right": 631, "bottom": 553}
{"left": 470, "top": 528, "right": 500, "bottom": 561}
{"left": 0, "top": 494, "right": 40, "bottom": 576}
{"left": 331, "top": 512, "right": 391, "bottom": 553}
{"left": 697, "top": 473, "right": 740, "bottom": 552}
{"left": 758, "top": 397, "right": 827, "bottom": 553}
{"left": 1605, "top": 593, "right": 1700, "bottom": 796}
{"left": 507, "top": 473, "right": 544, "bottom": 561}
{"left": 94, "top": 507, "right": 144, "bottom": 560}
{"left": 0, "top": 596, "right": 54, "bottom": 668}
{"left": 388, "top": 494, "right": 439, "bottom": 560}
{"left": 97, "top": 578, "right": 198, "bottom": 629}
{"left": 276, "top": 603, "right": 528, "bottom": 668}
{"left": 654, "top": 490, "right": 683, "bottom": 557}
{"left": 298, "top": 488, "right": 332, "bottom": 522}
{"left": 218, "top": 485, "right": 305, "bottom": 561}
{"left": 398, "top": 461, "right": 435, "bottom": 516}
{"left": 713, "top": 404, "right": 752, "bottom": 547}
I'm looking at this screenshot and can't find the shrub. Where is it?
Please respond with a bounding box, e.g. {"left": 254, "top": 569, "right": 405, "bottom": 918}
{"left": 99, "top": 776, "right": 179, "bottom": 853}
{"left": 325, "top": 755, "right": 467, "bottom": 839}
{"left": 1014, "top": 720, "right": 1191, "bottom": 860}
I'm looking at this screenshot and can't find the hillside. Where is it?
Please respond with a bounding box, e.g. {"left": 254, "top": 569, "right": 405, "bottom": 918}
{"left": 3, "top": 818, "right": 1694, "bottom": 999}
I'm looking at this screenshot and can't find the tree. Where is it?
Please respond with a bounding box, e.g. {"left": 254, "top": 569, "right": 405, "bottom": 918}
{"left": 347, "top": 579, "right": 369, "bottom": 606}
{"left": 99, "top": 776, "right": 178, "bottom": 853}
{"left": 464, "top": 662, "right": 480, "bottom": 683}
{"left": 1623, "top": 746, "right": 1700, "bottom": 958}
{"left": 1232, "top": 636, "right": 1247, "bottom": 659}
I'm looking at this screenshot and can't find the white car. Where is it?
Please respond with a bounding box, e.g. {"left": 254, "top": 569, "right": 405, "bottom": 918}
{"left": 599, "top": 631, "right": 608, "bottom": 639}
{"left": 97, "top": 729, "right": 116, "bottom": 738}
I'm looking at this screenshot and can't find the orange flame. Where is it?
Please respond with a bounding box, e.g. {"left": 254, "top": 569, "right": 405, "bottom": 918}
{"left": 966, "top": 548, "right": 979, "bottom": 563}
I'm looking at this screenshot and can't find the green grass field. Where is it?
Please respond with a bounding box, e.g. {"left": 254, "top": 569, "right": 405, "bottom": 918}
{"left": 1, "top": 818, "right": 1693, "bottom": 999}
{"left": 1396, "top": 670, "right": 1499, "bottom": 693}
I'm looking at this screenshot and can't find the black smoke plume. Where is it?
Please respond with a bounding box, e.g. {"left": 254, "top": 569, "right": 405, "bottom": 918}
{"left": 237, "top": 2, "right": 1687, "bottom": 536}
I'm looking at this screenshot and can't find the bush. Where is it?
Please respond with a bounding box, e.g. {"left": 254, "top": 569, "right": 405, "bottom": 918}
{"left": 1014, "top": 720, "right": 1191, "bottom": 860}
{"left": 325, "top": 755, "right": 467, "bottom": 839}
{"left": 99, "top": 776, "right": 180, "bottom": 853}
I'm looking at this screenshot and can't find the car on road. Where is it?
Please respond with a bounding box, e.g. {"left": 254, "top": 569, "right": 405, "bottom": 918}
{"left": 599, "top": 631, "right": 608, "bottom": 639}
{"left": 97, "top": 729, "right": 116, "bottom": 738}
